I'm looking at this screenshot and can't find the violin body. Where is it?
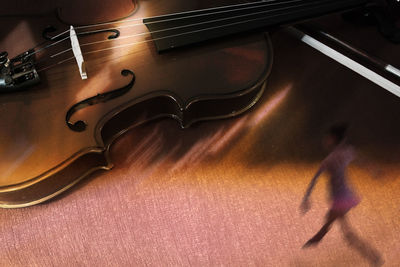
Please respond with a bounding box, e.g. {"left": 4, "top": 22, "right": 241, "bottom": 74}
{"left": 0, "top": 0, "right": 272, "bottom": 207}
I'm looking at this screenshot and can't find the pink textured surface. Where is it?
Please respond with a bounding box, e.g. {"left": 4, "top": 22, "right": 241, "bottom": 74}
{"left": 1, "top": 16, "right": 400, "bottom": 266}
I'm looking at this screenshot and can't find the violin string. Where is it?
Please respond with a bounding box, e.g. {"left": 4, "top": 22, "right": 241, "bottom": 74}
{"left": 29, "top": 21, "right": 151, "bottom": 57}
{"left": 37, "top": 0, "right": 343, "bottom": 64}
{"left": 30, "top": 21, "right": 149, "bottom": 57}
{"left": 36, "top": 0, "right": 344, "bottom": 72}
{"left": 79, "top": 0, "right": 304, "bottom": 45}
{"left": 46, "top": 0, "right": 314, "bottom": 59}
{"left": 28, "top": 0, "right": 304, "bottom": 57}
{"left": 74, "top": 0, "right": 291, "bottom": 30}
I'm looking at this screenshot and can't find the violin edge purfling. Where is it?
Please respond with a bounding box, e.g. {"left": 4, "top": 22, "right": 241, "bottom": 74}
{"left": 0, "top": 0, "right": 375, "bottom": 208}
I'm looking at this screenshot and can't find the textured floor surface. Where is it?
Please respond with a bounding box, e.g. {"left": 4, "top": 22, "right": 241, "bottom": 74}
{"left": 1, "top": 15, "right": 399, "bottom": 267}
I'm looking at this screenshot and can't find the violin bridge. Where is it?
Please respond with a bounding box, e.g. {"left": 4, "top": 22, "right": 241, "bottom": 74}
{"left": 70, "top": 26, "right": 88, "bottom": 80}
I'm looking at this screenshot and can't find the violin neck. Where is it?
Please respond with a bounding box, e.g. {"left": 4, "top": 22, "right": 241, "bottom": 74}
{"left": 144, "top": 0, "right": 371, "bottom": 52}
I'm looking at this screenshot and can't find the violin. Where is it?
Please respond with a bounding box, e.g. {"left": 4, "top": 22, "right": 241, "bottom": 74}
{"left": 0, "top": 0, "right": 374, "bottom": 207}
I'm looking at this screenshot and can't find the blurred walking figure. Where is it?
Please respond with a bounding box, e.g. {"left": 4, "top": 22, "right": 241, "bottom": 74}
{"left": 300, "top": 123, "right": 383, "bottom": 266}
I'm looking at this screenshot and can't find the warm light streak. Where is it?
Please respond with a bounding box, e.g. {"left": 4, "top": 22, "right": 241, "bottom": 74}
{"left": 74, "top": 68, "right": 112, "bottom": 101}
{"left": 0, "top": 138, "right": 35, "bottom": 184}
{"left": 169, "top": 129, "right": 225, "bottom": 173}
{"left": 2, "top": 21, "right": 35, "bottom": 57}
{"left": 248, "top": 85, "right": 292, "bottom": 127}
{"left": 209, "top": 117, "right": 247, "bottom": 154}
{"left": 124, "top": 125, "right": 163, "bottom": 166}
{"left": 203, "top": 85, "right": 292, "bottom": 156}
{"left": 207, "top": 85, "right": 291, "bottom": 155}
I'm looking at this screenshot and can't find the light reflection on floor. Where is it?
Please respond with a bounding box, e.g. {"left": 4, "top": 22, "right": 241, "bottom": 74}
{"left": 1, "top": 21, "right": 399, "bottom": 266}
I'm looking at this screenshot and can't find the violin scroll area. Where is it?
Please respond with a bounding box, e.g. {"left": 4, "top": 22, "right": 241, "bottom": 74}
{"left": 0, "top": 50, "right": 40, "bottom": 93}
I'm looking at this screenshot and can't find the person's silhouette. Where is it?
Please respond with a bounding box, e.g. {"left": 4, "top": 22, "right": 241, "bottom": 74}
{"left": 300, "top": 124, "right": 383, "bottom": 266}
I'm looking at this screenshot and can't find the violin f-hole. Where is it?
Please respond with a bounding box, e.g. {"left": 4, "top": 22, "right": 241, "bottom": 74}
{"left": 42, "top": 25, "right": 120, "bottom": 42}
{"left": 66, "top": 69, "right": 135, "bottom": 132}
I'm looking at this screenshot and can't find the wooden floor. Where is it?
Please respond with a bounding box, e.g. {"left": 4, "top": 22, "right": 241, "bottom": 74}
{"left": 1, "top": 15, "right": 399, "bottom": 266}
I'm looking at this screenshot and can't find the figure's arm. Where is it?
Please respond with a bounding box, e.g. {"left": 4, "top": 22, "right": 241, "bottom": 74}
{"left": 300, "top": 167, "right": 324, "bottom": 214}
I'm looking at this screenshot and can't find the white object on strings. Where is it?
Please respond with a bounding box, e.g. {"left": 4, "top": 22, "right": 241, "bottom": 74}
{"left": 70, "top": 26, "right": 87, "bottom": 80}
{"left": 289, "top": 27, "right": 400, "bottom": 98}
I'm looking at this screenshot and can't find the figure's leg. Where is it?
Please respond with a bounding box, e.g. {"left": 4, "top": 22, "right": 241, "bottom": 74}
{"left": 303, "top": 210, "right": 341, "bottom": 248}
{"left": 339, "top": 217, "right": 384, "bottom": 266}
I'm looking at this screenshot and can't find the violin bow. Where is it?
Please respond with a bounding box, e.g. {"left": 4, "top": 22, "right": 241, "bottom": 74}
{"left": 288, "top": 25, "right": 400, "bottom": 97}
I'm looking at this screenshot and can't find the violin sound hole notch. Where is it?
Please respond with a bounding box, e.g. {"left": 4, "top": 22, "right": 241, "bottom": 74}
{"left": 42, "top": 25, "right": 120, "bottom": 42}
{"left": 66, "top": 69, "right": 136, "bottom": 132}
